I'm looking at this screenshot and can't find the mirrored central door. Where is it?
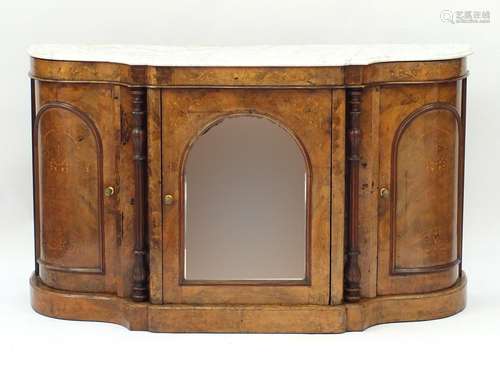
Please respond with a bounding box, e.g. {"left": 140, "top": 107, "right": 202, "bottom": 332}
{"left": 162, "top": 89, "right": 332, "bottom": 304}
{"left": 183, "top": 115, "right": 308, "bottom": 282}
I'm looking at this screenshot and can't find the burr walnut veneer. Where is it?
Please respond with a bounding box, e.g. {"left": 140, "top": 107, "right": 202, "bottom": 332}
{"left": 29, "top": 45, "right": 469, "bottom": 333}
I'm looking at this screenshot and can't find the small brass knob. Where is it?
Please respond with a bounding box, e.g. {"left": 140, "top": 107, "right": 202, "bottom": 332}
{"left": 104, "top": 186, "right": 115, "bottom": 197}
{"left": 379, "top": 187, "right": 390, "bottom": 198}
{"left": 163, "top": 194, "right": 175, "bottom": 206}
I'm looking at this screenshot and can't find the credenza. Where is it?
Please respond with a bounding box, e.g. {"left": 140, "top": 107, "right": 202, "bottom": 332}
{"left": 28, "top": 44, "right": 470, "bottom": 333}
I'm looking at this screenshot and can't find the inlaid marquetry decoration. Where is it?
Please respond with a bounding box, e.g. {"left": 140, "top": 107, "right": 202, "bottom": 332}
{"left": 34, "top": 102, "right": 104, "bottom": 273}
{"left": 390, "top": 103, "right": 462, "bottom": 275}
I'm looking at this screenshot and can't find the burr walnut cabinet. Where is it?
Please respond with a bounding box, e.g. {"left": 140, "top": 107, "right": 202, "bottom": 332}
{"left": 28, "top": 45, "right": 470, "bottom": 333}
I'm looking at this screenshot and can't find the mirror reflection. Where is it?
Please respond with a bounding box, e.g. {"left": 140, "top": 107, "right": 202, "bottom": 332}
{"left": 183, "top": 115, "right": 308, "bottom": 281}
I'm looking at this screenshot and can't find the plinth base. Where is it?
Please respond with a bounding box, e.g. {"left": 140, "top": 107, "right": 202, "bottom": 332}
{"left": 30, "top": 273, "right": 466, "bottom": 333}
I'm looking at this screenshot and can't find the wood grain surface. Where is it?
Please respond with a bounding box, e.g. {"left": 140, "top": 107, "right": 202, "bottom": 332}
{"left": 30, "top": 56, "right": 468, "bottom": 332}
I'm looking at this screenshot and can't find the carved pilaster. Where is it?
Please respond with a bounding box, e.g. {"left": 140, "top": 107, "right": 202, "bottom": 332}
{"left": 131, "top": 88, "right": 148, "bottom": 302}
{"left": 345, "top": 88, "right": 362, "bottom": 303}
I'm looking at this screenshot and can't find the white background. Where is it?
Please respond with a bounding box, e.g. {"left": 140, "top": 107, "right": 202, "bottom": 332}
{"left": 1, "top": 0, "right": 499, "bottom": 364}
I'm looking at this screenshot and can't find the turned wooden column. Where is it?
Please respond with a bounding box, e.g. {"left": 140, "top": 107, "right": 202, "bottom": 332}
{"left": 345, "top": 88, "right": 362, "bottom": 303}
{"left": 131, "top": 88, "right": 148, "bottom": 302}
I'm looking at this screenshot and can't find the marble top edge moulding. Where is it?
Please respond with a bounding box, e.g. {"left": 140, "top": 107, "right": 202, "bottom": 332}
{"left": 28, "top": 44, "right": 472, "bottom": 67}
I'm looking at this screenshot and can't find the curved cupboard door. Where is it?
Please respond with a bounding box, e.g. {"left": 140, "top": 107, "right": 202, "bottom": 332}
{"left": 377, "top": 83, "right": 465, "bottom": 295}
{"left": 33, "top": 82, "right": 119, "bottom": 293}
{"left": 162, "top": 89, "right": 334, "bottom": 304}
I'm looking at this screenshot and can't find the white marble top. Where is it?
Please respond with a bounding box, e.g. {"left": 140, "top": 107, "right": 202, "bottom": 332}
{"left": 28, "top": 44, "right": 472, "bottom": 67}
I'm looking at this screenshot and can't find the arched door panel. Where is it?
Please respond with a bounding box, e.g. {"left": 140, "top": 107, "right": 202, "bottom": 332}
{"left": 33, "top": 82, "right": 119, "bottom": 293}
{"left": 377, "top": 83, "right": 464, "bottom": 295}
{"left": 162, "top": 89, "right": 334, "bottom": 304}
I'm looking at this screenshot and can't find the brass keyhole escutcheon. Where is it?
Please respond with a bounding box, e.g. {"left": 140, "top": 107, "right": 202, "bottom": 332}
{"left": 104, "top": 186, "right": 115, "bottom": 197}
{"left": 163, "top": 194, "right": 175, "bottom": 206}
{"left": 379, "top": 187, "right": 390, "bottom": 198}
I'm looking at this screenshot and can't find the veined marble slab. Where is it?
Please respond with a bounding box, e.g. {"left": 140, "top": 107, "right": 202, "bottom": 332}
{"left": 28, "top": 44, "right": 472, "bottom": 67}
